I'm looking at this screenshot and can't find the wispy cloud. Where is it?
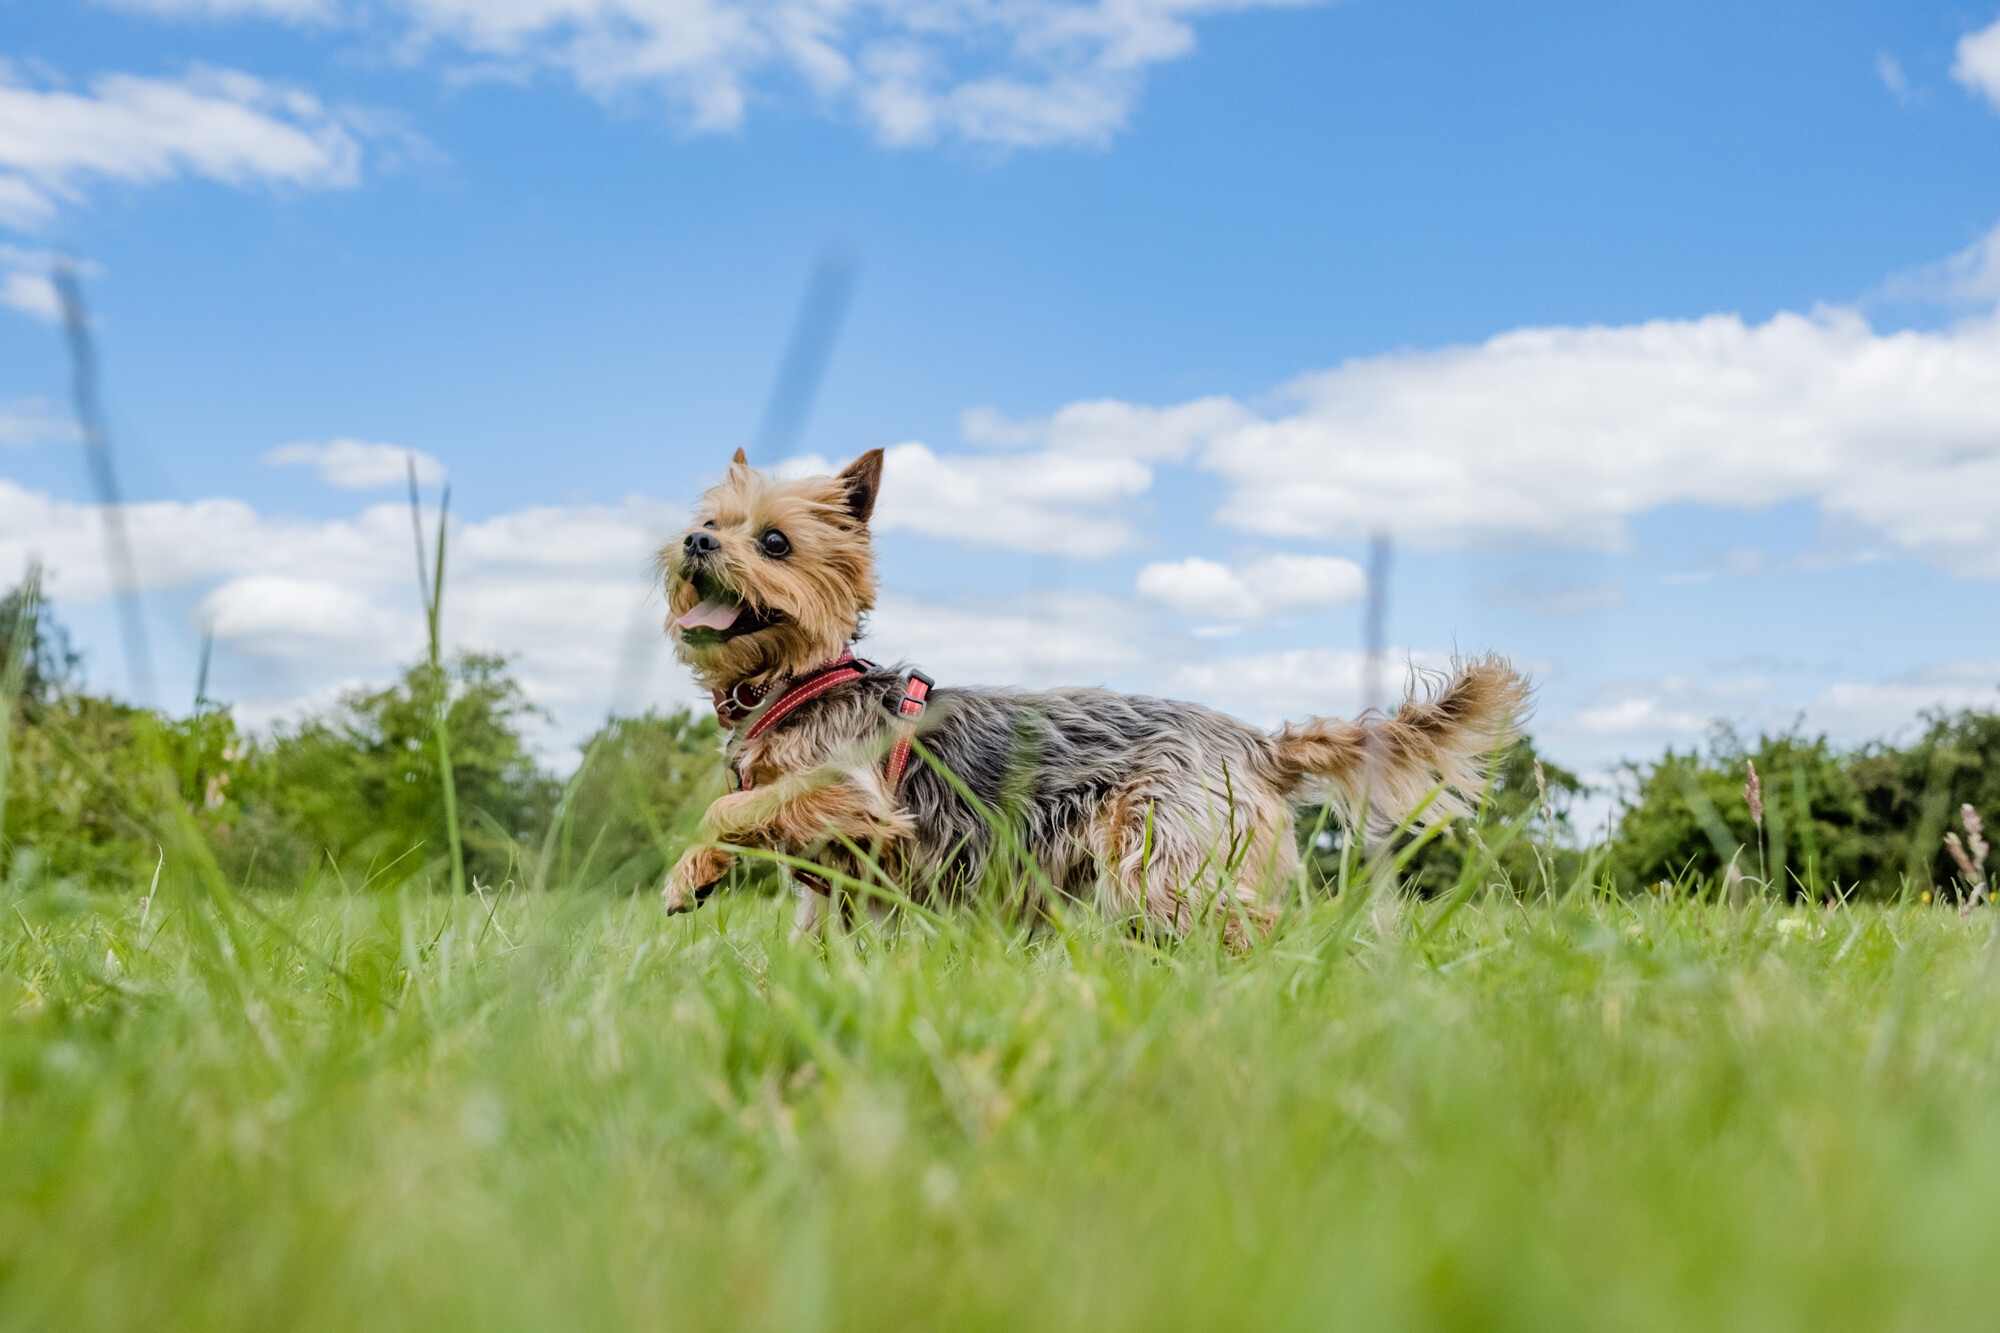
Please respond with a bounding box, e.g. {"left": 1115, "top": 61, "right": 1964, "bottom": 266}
{"left": 267, "top": 439, "right": 446, "bottom": 490}
{"left": 1957, "top": 14, "right": 2000, "bottom": 109}
{"left": 1484, "top": 575, "right": 1624, "bottom": 616}
{"left": 0, "top": 245, "right": 81, "bottom": 319}
{"left": 0, "top": 397, "right": 78, "bottom": 447}
{"left": 1137, "top": 554, "right": 1366, "bottom": 622}
{"left": 1877, "top": 52, "right": 1911, "bottom": 105}
{"left": 101, "top": 0, "right": 1310, "bottom": 148}
{"left": 0, "top": 62, "right": 371, "bottom": 228}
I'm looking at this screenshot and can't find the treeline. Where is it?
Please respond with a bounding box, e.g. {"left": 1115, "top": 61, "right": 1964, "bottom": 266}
{"left": 3, "top": 581, "right": 1996, "bottom": 901}
{"left": 1387, "top": 718, "right": 2000, "bottom": 902}
{"left": 1, "top": 582, "right": 728, "bottom": 895}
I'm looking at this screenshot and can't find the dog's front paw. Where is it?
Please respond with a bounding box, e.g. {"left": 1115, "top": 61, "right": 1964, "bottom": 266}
{"left": 663, "top": 845, "right": 734, "bottom": 913}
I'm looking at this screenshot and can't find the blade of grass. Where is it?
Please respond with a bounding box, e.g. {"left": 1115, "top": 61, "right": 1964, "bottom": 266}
{"left": 0, "top": 561, "right": 40, "bottom": 862}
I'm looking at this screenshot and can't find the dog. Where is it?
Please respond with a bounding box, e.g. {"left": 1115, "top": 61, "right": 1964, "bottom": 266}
{"left": 660, "top": 446, "right": 1527, "bottom": 939}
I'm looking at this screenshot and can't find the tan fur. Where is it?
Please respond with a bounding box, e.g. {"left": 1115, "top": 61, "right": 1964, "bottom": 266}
{"left": 659, "top": 449, "right": 1530, "bottom": 940}
{"left": 1271, "top": 654, "right": 1530, "bottom": 837}
{"left": 662, "top": 449, "right": 883, "bottom": 698}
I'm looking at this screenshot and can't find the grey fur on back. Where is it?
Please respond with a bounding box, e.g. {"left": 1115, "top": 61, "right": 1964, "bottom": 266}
{"left": 738, "top": 665, "right": 1292, "bottom": 907}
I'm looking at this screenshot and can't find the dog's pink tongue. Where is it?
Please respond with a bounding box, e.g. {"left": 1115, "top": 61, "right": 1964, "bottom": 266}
{"left": 675, "top": 599, "right": 742, "bottom": 632}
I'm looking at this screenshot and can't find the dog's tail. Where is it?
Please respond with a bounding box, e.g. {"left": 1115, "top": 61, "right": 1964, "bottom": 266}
{"left": 1270, "top": 654, "right": 1529, "bottom": 837}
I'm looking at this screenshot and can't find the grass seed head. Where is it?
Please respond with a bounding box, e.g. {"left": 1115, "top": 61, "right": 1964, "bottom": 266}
{"left": 1961, "top": 803, "right": 1988, "bottom": 866}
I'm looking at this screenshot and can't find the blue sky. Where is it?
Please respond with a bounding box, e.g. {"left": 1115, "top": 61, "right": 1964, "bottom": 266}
{"left": 7, "top": 0, "right": 2000, "bottom": 792}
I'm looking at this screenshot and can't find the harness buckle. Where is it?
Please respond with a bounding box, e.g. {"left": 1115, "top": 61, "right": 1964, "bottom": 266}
{"left": 884, "top": 669, "right": 934, "bottom": 792}
{"left": 898, "top": 670, "right": 933, "bottom": 718}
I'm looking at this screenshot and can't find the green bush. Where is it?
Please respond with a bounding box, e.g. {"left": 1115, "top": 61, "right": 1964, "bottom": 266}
{"left": 536, "top": 709, "right": 730, "bottom": 894}
{"left": 1, "top": 582, "right": 571, "bottom": 891}
{"left": 1605, "top": 716, "right": 2000, "bottom": 902}
{"left": 250, "top": 653, "right": 562, "bottom": 888}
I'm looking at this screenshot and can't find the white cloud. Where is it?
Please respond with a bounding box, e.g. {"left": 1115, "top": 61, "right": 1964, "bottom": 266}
{"left": 1542, "top": 662, "right": 2000, "bottom": 758}
{"left": 1136, "top": 553, "right": 1365, "bottom": 621}
{"left": 0, "top": 478, "right": 693, "bottom": 748}
{"left": 961, "top": 396, "right": 1248, "bottom": 460}
{"left": 865, "top": 590, "right": 1161, "bottom": 686}
{"left": 1957, "top": 16, "right": 2000, "bottom": 109}
{"left": 126, "top": 0, "right": 1302, "bottom": 148}
{"left": 791, "top": 441, "right": 1149, "bottom": 556}
{"left": 1204, "top": 309, "right": 2000, "bottom": 564}
{"left": 0, "top": 63, "right": 367, "bottom": 227}
{"left": 1555, "top": 678, "right": 1738, "bottom": 747}
{"left": 266, "top": 439, "right": 446, "bottom": 490}
{"left": 0, "top": 246, "right": 92, "bottom": 320}
{"left": 412, "top": 0, "right": 1303, "bottom": 146}
{"left": 1803, "top": 660, "right": 2000, "bottom": 743}
{"left": 1158, "top": 648, "right": 1458, "bottom": 728}
{"left": 1, "top": 270, "right": 57, "bottom": 318}
{"left": 22, "top": 464, "right": 1992, "bottom": 776}
{"left": 1879, "top": 221, "right": 2000, "bottom": 308}
{"left": 0, "top": 472, "right": 1385, "bottom": 753}
{"left": 990, "top": 302, "right": 2000, "bottom": 577}
{"left": 787, "top": 403, "right": 1251, "bottom": 558}
{"left": 197, "top": 574, "right": 410, "bottom": 660}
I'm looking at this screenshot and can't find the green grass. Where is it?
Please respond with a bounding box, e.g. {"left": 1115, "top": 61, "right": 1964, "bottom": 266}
{"left": 6, "top": 870, "right": 2000, "bottom": 1331}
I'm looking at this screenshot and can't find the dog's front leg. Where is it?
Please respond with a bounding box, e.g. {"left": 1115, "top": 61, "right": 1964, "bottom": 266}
{"left": 663, "top": 790, "right": 762, "bottom": 912}
{"left": 664, "top": 780, "right": 900, "bottom": 913}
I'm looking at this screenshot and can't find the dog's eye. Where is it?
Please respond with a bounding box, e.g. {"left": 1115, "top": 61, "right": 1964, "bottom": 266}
{"left": 759, "top": 529, "right": 791, "bottom": 558}
{"left": 702, "top": 520, "right": 718, "bottom": 530}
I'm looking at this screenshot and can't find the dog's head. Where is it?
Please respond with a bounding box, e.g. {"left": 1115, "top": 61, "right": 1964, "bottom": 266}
{"left": 662, "top": 447, "right": 883, "bottom": 689}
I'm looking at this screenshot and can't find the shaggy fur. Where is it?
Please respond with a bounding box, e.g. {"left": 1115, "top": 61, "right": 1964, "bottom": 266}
{"left": 660, "top": 448, "right": 1529, "bottom": 940}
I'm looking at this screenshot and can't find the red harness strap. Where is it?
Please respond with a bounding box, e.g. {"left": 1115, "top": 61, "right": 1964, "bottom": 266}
{"left": 884, "top": 671, "right": 933, "bottom": 790}
{"left": 711, "top": 649, "right": 860, "bottom": 729}
{"left": 741, "top": 651, "right": 866, "bottom": 747}
{"left": 719, "top": 651, "right": 933, "bottom": 795}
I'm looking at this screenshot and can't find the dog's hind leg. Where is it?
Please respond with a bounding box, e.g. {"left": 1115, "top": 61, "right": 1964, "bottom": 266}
{"left": 792, "top": 880, "right": 828, "bottom": 938}
{"left": 1088, "top": 786, "right": 1291, "bottom": 946}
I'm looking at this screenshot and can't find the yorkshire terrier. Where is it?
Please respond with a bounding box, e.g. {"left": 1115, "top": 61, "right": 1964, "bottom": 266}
{"left": 660, "top": 447, "right": 1528, "bottom": 939}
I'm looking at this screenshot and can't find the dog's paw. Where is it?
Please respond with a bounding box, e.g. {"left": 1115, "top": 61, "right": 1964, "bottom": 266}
{"left": 663, "top": 845, "right": 733, "bottom": 913}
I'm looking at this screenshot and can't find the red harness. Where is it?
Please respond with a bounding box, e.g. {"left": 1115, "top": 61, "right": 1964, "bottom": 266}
{"left": 714, "top": 651, "right": 933, "bottom": 793}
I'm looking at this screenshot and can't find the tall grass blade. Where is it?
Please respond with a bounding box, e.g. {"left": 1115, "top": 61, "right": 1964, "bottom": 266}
{"left": 408, "top": 458, "right": 467, "bottom": 897}
{"left": 52, "top": 260, "right": 153, "bottom": 705}
{"left": 0, "top": 562, "right": 41, "bottom": 860}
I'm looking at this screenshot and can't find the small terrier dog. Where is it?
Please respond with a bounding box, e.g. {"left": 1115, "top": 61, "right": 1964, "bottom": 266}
{"left": 661, "top": 447, "right": 1527, "bottom": 938}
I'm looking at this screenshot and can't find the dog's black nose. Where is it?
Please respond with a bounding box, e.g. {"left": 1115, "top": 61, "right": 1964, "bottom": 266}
{"left": 684, "top": 531, "right": 721, "bottom": 555}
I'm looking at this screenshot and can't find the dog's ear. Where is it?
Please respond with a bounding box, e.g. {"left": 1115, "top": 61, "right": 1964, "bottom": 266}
{"left": 837, "top": 448, "right": 884, "bottom": 525}
{"left": 730, "top": 447, "right": 749, "bottom": 469}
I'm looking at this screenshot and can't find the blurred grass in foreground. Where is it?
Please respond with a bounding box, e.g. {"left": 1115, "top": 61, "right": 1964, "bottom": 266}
{"left": 6, "top": 876, "right": 2000, "bottom": 1331}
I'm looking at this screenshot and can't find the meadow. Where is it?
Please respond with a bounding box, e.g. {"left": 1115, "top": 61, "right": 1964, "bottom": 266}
{"left": 9, "top": 859, "right": 2000, "bottom": 1330}
{"left": 11, "top": 570, "right": 2000, "bottom": 1329}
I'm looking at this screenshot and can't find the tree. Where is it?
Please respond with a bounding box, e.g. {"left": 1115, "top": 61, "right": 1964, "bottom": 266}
{"left": 1610, "top": 729, "right": 1895, "bottom": 899}
{"left": 0, "top": 577, "right": 80, "bottom": 713}
{"left": 547, "top": 709, "right": 730, "bottom": 893}
{"left": 257, "top": 653, "right": 560, "bottom": 886}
